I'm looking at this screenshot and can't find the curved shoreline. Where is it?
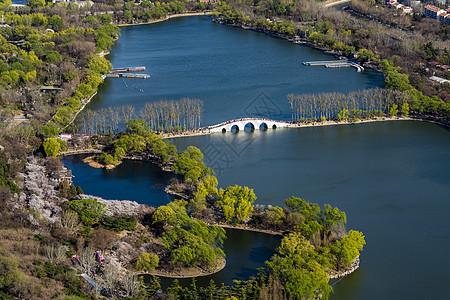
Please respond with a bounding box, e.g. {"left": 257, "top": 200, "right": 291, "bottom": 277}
{"left": 139, "top": 257, "right": 226, "bottom": 278}
{"left": 117, "top": 11, "right": 213, "bottom": 27}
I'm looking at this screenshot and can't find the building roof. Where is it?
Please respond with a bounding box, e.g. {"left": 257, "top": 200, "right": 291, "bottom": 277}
{"left": 425, "top": 5, "right": 440, "bottom": 12}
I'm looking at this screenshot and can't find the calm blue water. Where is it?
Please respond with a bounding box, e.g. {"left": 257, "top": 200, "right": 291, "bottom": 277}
{"left": 11, "top": 0, "right": 27, "bottom": 5}
{"left": 65, "top": 16, "right": 450, "bottom": 299}
{"left": 81, "top": 16, "right": 384, "bottom": 127}
{"left": 63, "top": 154, "right": 174, "bottom": 207}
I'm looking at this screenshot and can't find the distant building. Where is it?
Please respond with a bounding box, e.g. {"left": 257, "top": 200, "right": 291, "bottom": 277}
{"left": 424, "top": 4, "right": 446, "bottom": 20}
{"left": 387, "top": 1, "right": 412, "bottom": 14}
{"left": 439, "top": 12, "right": 450, "bottom": 24}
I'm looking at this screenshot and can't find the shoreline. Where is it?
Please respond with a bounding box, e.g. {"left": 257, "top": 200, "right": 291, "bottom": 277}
{"left": 211, "top": 223, "right": 284, "bottom": 236}
{"left": 140, "top": 257, "right": 226, "bottom": 279}
{"left": 117, "top": 11, "right": 213, "bottom": 27}
{"left": 163, "top": 116, "right": 418, "bottom": 141}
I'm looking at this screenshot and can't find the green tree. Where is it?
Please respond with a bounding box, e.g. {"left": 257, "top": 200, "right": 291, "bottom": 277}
{"left": 190, "top": 182, "right": 208, "bottom": 213}
{"left": 401, "top": 102, "right": 409, "bottom": 117}
{"left": 43, "top": 138, "right": 66, "bottom": 157}
{"left": 0, "top": 254, "right": 26, "bottom": 296}
{"left": 173, "top": 146, "right": 212, "bottom": 184}
{"left": 266, "top": 234, "right": 332, "bottom": 299}
{"left": 40, "top": 121, "right": 59, "bottom": 137}
{"left": 330, "top": 230, "right": 365, "bottom": 269}
{"left": 389, "top": 104, "right": 399, "bottom": 117}
{"left": 381, "top": 59, "right": 412, "bottom": 92}
{"left": 217, "top": 185, "right": 256, "bottom": 222}
{"left": 87, "top": 55, "right": 112, "bottom": 74}
{"left": 64, "top": 199, "right": 106, "bottom": 226}
{"left": 48, "top": 15, "right": 64, "bottom": 31}
{"left": 0, "top": 0, "right": 11, "bottom": 10}
{"left": 338, "top": 108, "right": 349, "bottom": 121}
{"left": 152, "top": 205, "right": 175, "bottom": 225}
{"left": 264, "top": 206, "right": 286, "bottom": 227}
{"left": 277, "top": 232, "right": 313, "bottom": 257}
{"left": 27, "top": 0, "right": 44, "bottom": 8}
{"left": 136, "top": 252, "right": 159, "bottom": 272}
{"left": 320, "top": 204, "right": 346, "bottom": 244}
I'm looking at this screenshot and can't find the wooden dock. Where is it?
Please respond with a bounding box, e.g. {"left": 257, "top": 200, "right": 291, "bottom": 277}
{"left": 302, "top": 60, "right": 364, "bottom": 72}
{"left": 107, "top": 66, "right": 150, "bottom": 79}
{"left": 106, "top": 73, "right": 150, "bottom": 79}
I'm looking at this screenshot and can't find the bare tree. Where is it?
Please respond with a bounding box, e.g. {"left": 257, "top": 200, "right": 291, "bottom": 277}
{"left": 122, "top": 272, "right": 140, "bottom": 298}
{"left": 79, "top": 246, "right": 96, "bottom": 275}
{"left": 44, "top": 243, "right": 67, "bottom": 264}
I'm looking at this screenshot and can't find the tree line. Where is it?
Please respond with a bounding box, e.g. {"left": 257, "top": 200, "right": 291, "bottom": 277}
{"left": 78, "top": 98, "right": 203, "bottom": 135}
{"left": 287, "top": 87, "right": 400, "bottom": 122}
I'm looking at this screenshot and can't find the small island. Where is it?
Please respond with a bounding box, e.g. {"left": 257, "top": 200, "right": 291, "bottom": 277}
{"left": 35, "top": 118, "right": 366, "bottom": 299}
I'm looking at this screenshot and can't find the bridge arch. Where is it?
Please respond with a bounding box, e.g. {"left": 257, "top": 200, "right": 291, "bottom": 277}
{"left": 245, "top": 122, "right": 255, "bottom": 131}
{"left": 208, "top": 118, "right": 291, "bottom": 133}
{"left": 259, "top": 123, "right": 268, "bottom": 130}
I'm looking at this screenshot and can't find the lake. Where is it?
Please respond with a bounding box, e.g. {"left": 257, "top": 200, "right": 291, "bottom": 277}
{"left": 66, "top": 16, "right": 450, "bottom": 299}
{"left": 80, "top": 15, "right": 384, "bottom": 127}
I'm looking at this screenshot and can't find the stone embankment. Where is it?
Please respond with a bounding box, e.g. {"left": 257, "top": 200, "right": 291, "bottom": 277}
{"left": 76, "top": 194, "right": 151, "bottom": 218}
{"left": 328, "top": 257, "right": 360, "bottom": 279}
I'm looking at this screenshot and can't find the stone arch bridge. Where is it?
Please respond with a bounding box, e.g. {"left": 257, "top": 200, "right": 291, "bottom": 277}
{"left": 206, "top": 118, "right": 292, "bottom": 133}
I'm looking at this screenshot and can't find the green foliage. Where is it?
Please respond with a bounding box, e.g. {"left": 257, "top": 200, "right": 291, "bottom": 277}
{"left": 0, "top": 255, "right": 26, "bottom": 297}
{"left": 152, "top": 205, "right": 175, "bottom": 225}
{"left": 33, "top": 234, "right": 46, "bottom": 243}
{"left": 0, "top": 0, "right": 11, "bottom": 10}
{"left": 173, "top": 146, "right": 212, "bottom": 184}
{"left": 162, "top": 226, "right": 225, "bottom": 270}
{"left": 48, "top": 15, "right": 64, "bottom": 31}
{"left": 266, "top": 233, "right": 332, "bottom": 300}
{"left": 389, "top": 104, "right": 399, "bottom": 117}
{"left": 357, "top": 48, "right": 376, "bottom": 62}
{"left": 338, "top": 108, "right": 349, "bottom": 121}
{"left": 330, "top": 230, "right": 366, "bottom": 269}
{"left": 217, "top": 185, "right": 256, "bottom": 223}
{"left": 43, "top": 138, "right": 67, "bottom": 157}
{"left": 0, "top": 160, "right": 20, "bottom": 194}
{"left": 95, "top": 24, "right": 120, "bottom": 52}
{"left": 264, "top": 206, "right": 286, "bottom": 227}
{"left": 87, "top": 55, "right": 111, "bottom": 75}
{"left": 63, "top": 199, "right": 106, "bottom": 226}
{"left": 126, "top": 119, "right": 149, "bottom": 136}
{"left": 40, "top": 121, "right": 59, "bottom": 137}
{"left": 190, "top": 175, "right": 219, "bottom": 213}
{"left": 159, "top": 201, "right": 226, "bottom": 270}
{"left": 100, "top": 215, "right": 136, "bottom": 232}
{"left": 75, "top": 186, "right": 84, "bottom": 195}
{"left": 95, "top": 153, "right": 118, "bottom": 166}
{"left": 381, "top": 59, "right": 412, "bottom": 92}
{"left": 136, "top": 252, "right": 159, "bottom": 272}
{"left": 27, "top": 0, "right": 45, "bottom": 8}
{"left": 401, "top": 102, "right": 410, "bottom": 117}
{"left": 44, "top": 50, "right": 61, "bottom": 63}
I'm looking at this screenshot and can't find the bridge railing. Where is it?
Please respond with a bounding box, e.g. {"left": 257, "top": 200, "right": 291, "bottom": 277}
{"left": 205, "top": 118, "right": 292, "bottom": 130}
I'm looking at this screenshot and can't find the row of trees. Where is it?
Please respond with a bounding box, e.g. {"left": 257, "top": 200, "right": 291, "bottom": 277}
{"left": 287, "top": 88, "right": 399, "bottom": 122}
{"left": 78, "top": 98, "right": 204, "bottom": 135}
{"left": 142, "top": 98, "right": 204, "bottom": 132}
{"left": 215, "top": 0, "right": 450, "bottom": 119}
